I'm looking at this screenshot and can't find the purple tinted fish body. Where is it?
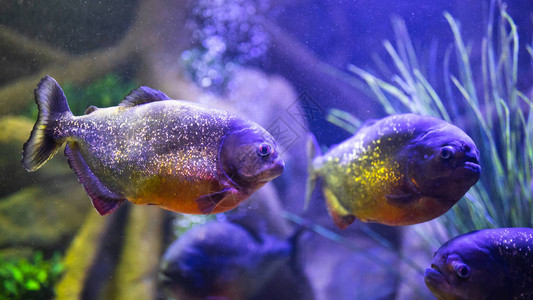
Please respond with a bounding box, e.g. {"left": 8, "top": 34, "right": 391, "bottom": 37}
{"left": 159, "top": 221, "right": 294, "bottom": 300}
{"left": 22, "top": 76, "right": 284, "bottom": 215}
{"left": 425, "top": 228, "right": 533, "bottom": 300}
{"left": 307, "top": 113, "right": 481, "bottom": 229}
{"left": 61, "top": 100, "right": 233, "bottom": 200}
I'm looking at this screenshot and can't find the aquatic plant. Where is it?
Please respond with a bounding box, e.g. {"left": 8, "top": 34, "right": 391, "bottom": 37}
{"left": 347, "top": 1, "right": 532, "bottom": 245}
{"left": 0, "top": 252, "right": 63, "bottom": 300}
{"left": 25, "top": 73, "right": 137, "bottom": 118}
{"left": 62, "top": 74, "right": 138, "bottom": 116}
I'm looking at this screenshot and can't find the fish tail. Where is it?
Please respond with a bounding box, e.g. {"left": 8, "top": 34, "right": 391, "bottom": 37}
{"left": 304, "top": 133, "right": 322, "bottom": 210}
{"left": 22, "top": 76, "right": 73, "bottom": 171}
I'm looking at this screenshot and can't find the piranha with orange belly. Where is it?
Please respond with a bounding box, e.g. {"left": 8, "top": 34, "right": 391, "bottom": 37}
{"left": 22, "top": 76, "right": 284, "bottom": 215}
{"left": 306, "top": 113, "right": 480, "bottom": 229}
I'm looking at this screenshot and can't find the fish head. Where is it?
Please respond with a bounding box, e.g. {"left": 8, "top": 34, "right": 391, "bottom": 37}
{"left": 219, "top": 125, "right": 285, "bottom": 191}
{"left": 424, "top": 231, "right": 508, "bottom": 300}
{"left": 407, "top": 123, "right": 480, "bottom": 200}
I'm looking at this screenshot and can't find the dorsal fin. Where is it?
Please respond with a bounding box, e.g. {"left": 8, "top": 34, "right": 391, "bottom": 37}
{"left": 119, "top": 86, "right": 171, "bottom": 107}
{"left": 84, "top": 105, "right": 98, "bottom": 114}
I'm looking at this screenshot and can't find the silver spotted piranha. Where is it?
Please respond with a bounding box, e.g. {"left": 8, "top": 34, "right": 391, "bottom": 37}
{"left": 307, "top": 113, "right": 480, "bottom": 229}
{"left": 425, "top": 228, "right": 533, "bottom": 300}
{"left": 22, "top": 76, "right": 284, "bottom": 215}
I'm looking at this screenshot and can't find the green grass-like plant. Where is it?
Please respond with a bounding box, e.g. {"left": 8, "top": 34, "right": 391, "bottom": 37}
{"left": 25, "top": 73, "right": 137, "bottom": 119}
{"left": 345, "top": 1, "right": 532, "bottom": 246}
{"left": 0, "top": 252, "right": 63, "bottom": 300}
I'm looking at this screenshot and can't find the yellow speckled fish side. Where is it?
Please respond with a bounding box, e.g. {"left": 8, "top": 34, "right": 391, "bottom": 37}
{"left": 316, "top": 126, "right": 410, "bottom": 226}
{"left": 309, "top": 114, "right": 480, "bottom": 229}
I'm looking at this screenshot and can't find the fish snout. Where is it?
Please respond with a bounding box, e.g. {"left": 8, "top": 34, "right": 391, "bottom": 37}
{"left": 453, "top": 144, "right": 480, "bottom": 176}
{"left": 270, "top": 158, "right": 285, "bottom": 177}
{"left": 256, "top": 158, "right": 285, "bottom": 185}
{"left": 461, "top": 143, "right": 480, "bottom": 163}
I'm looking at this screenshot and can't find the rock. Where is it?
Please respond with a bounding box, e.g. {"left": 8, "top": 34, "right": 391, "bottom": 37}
{"left": 0, "top": 181, "right": 91, "bottom": 253}
{"left": 55, "top": 211, "right": 112, "bottom": 300}
{"left": 0, "top": 116, "right": 70, "bottom": 197}
{"left": 106, "top": 205, "right": 165, "bottom": 300}
{"left": 301, "top": 224, "right": 400, "bottom": 300}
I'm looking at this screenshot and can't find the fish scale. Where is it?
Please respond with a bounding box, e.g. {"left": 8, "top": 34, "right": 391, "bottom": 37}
{"left": 22, "top": 76, "right": 284, "bottom": 216}
{"left": 426, "top": 228, "right": 533, "bottom": 300}
{"left": 307, "top": 113, "right": 481, "bottom": 229}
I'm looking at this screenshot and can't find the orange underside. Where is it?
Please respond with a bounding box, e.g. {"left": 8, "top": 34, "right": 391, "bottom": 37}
{"left": 128, "top": 178, "right": 244, "bottom": 214}
{"left": 355, "top": 196, "right": 451, "bottom": 226}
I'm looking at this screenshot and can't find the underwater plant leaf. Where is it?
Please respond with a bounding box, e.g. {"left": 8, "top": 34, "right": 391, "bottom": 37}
{"left": 24, "top": 280, "right": 40, "bottom": 291}
{"left": 413, "top": 69, "right": 451, "bottom": 122}
{"left": 4, "top": 280, "right": 17, "bottom": 296}
{"left": 445, "top": 12, "right": 478, "bottom": 106}
{"left": 10, "top": 267, "right": 24, "bottom": 284}
{"left": 343, "top": 1, "right": 533, "bottom": 246}
{"left": 326, "top": 108, "right": 362, "bottom": 134}
{"left": 348, "top": 64, "right": 397, "bottom": 114}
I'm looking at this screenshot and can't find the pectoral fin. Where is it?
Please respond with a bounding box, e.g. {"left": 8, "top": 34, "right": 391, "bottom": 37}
{"left": 65, "top": 142, "right": 125, "bottom": 215}
{"left": 195, "top": 188, "right": 233, "bottom": 215}
{"left": 386, "top": 194, "right": 419, "bottom": 206}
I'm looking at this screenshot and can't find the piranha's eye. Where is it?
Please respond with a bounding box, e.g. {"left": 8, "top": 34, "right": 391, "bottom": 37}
{"left": 439, "top": 146, "right": 454, "bottom": 160}
{"left": 454, "top": 264, "right": 471, "bottom": 279}
{"left": 258, "top": 143, "right": 272, "bottom": 157}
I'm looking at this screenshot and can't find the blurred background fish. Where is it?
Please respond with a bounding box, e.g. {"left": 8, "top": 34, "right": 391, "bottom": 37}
{"left": 3, "top": 1, "right": 533, "bottom": 299}
{"left": 307, "top": 113, "right": 480, "bottom": 229}
{"left": 159, "top": 221, "right": 310, "bottom": 300}
{"left": 425, "top": 228, "right": 533, "bottom": 300}
{"left": 22, "top": 76, "right": 284, "bottom": 215}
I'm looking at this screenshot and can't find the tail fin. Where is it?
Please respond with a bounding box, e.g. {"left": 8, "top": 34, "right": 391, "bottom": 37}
{"left": 22, "top": 76, "right": 72, "bottom": 171}
{"left": 304, "top": 133, "right": 322, "bottom": 210}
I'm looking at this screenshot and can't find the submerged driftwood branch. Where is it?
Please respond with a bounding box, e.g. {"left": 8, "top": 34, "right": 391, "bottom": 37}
{"left": 0, "top": 0, "right": 200, "bottom": 116}
{"left": 0, "top": 25, "right": 71, "bottom": 69}
{"left": 262, "top": 19, "right": 381, "bottom": 119}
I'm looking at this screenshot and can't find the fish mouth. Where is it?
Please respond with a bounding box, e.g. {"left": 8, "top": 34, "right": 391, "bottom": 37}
{"left": 424, "top": 264, "right": 452, "bottom": 298}
{"left": 268, "top": 159, "right": 285, "bottom": 178}
{"left": 461, "top": 151, "right": 480, "bottom": 171}
{"left": 462, "top": 161, "right": 481, "bottom": 173}
{"left": 255, "top": 159, "right": 285, "bottom": 185}
{"left": 454, "top": 154, "right": 481, "bottom": 177}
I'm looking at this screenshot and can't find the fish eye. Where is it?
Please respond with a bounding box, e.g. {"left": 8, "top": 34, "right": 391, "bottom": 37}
{"left": 258, "top": 143, "right": 272, "bottom": 157}
{"left": 454, "top": 264, "right": 471, "bottom": 278}
{"left": 439, "top": 146, "right": 454, "bottom": 160}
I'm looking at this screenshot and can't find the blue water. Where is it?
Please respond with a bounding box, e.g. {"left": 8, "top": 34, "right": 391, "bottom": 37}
{"left": 1, "top": 1, "right": 533, "bottom": 299}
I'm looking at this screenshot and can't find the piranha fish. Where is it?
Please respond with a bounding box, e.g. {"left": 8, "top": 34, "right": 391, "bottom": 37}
{"left": 22, "top": 76, "right": 284, "bottom": 215}
{"left": 425, "top": 228, "right": 533, "bottom": 300}
{"left": 159, "top": 221, "right": 301, "bottom": 300}
{"left": 306, "top": 113, "right": 480, "bottom": 229}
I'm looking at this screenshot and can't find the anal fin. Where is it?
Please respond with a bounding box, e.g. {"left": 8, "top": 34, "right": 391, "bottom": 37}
{"left": 323, "top": 187, "right": 356, "bottom": 229}
{"left": 65, "top": 142, "right": 125, "bottom": 215}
